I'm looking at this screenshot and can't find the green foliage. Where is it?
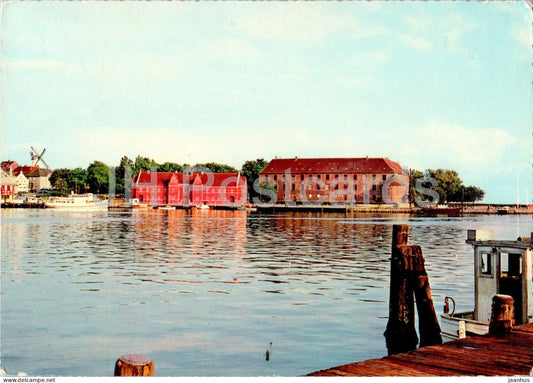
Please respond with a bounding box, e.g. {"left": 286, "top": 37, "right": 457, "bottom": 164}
{"left": 134, "top": 155, "right": 159, "bottom": 175}
{"left": 50, "top": 168, "right": 70, "bottom": 188}
{"left": 241, "top": 159, "right": 269, "bottom": 199}
{"left": 194, "top": 162, "right": 238, "bottom": 173}
{"left": 54, "top": 178, "right": 68, "bottom": 196}
{"left": 258, "top": 182, "right": 277, "bottom": 202}
{"left": 159, "top": 162, "right": 183, "bottom": 173}
{"left": 452, "top": 185, "right": 485, "bottom": 203}
{"left": 113, "top": 155, "right": 135, "bottom": 196}
{"left": 66, "top": 168, "right": 88, "bottom": 193}
{"left": 87, "top": 161, "right": 109, "bottom": 194}
{"left": 427, "top": 169, "right": 463, "bottom": 204}
{"left": 407, "top": 168, "right": 424, "bottom": 206}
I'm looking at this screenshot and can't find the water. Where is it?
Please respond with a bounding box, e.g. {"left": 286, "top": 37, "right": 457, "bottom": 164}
{"left": 1, "top": 209, "right": 531, "bottom": 376}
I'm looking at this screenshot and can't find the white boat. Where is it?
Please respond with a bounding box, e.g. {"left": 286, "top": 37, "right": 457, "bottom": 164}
{"left": 440, "top": 229, "right": 533, "bottom": 341}
{"left": 45, "top": 192, "right": 108, "bottom": 210}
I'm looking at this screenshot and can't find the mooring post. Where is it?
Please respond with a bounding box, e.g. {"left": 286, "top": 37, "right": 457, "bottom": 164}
{"left": 114, "top": 354, "right": 154, "bottom": 376}
{"left": 489, "top": 294, "right": 514, "bottom": 335}
{"left": 410, "top": 245, "right": 442, "bottom": 347}
{"left": 384, "top": 224, "right": 418, "bottom": 355}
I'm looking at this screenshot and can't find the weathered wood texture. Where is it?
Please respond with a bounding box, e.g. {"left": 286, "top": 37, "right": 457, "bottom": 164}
{"left": 384, "top": 225, "right": 418, "bottom": 354}
{"left": 489, "top": 294, "right": 515, "bottom": 335}
{"left": 114, "top": 354, "right": 154, "bottom": 376}
{"left": 307, "top": 323, "right": 533, "bottom": 377}
{"left": 384, "top": 225, "right": 442, "bottom": 355}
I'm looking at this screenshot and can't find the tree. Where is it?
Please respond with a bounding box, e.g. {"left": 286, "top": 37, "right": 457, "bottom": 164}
{"left": 134, "top": 155, "right": 159, "bottom": 175}
{"left": 87, "top": 161, "right": 109, "bottom": 194}
{"left": 258, "top": 182, "right": 277, "bottom": 203}
{"left": 66, "top": 168, "right": 88, "bottom": 194}
{"left": 241, "top": 159, "right": 269, "bottom": 200}
{"left": 50, "top": 168, "right": 70, "bottom": 188}
{"left": 159, "top": 162, "right": 183, "bottom": 173}
{"left": 463, "top": 186, "right": 485, "bottom": 203}
{"left": 54, "top": 178, "right": 68, "bottom": 196}
{"left": 427, "top": 169, "right": 463, "bottom": 204}
{"left": 406, "top": 168, "right": 424, "bottom": 208}
{"left": 194, "top": 162, "right": 238, "bottom": 173}
{"left": 114, "top": 155, "right": 135, "bottom": 197}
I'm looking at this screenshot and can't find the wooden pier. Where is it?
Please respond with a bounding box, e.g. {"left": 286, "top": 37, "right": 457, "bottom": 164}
{"left": 308, "top": 323, "right": 533, "bottom": 376}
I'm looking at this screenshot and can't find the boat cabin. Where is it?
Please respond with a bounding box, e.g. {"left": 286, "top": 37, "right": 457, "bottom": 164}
{"left": 467, "top": 229, "right": 533, "bottom": 325}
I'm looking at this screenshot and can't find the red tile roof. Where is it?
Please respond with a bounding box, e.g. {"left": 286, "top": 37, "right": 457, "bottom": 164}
{"left": 261, "top": 157, "right": 405, "bottom": 175}
{"left": 134, "top": 172, "right": 246, "bottom": 187}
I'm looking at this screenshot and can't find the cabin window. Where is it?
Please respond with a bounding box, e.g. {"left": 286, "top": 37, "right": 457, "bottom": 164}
{"left": 480, "top": 252, "right": 493, "bottom": 277}
{"left": 500, "top": 252, "right": 522, "bottom": 277}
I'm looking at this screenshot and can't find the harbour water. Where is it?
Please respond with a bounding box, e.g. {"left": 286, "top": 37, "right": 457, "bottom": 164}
{"left": 1, "top": 209, "right": 531, "bottom": 376}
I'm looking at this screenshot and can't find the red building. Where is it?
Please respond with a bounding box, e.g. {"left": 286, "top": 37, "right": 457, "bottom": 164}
{"left": 131, "top": 172, "right": 247, "bottom": 207}
{"left": 1, "top": 172, "right": 17, "bottom": 202}
{"left": 259, "top": 157, "right": 408, "bottom": 205}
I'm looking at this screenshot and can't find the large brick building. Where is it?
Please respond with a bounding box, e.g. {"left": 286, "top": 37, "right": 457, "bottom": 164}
{"left": 259, "top": 157, "right": 408, "bottom": 205}
{"left": 131, "top": 171, "right": 247, "bottom": 207}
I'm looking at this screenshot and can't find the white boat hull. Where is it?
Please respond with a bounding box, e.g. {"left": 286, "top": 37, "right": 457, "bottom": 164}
{"left": 440, "top": 311, "right": 488, "bottom": 342}
{"left": 45, "top": 201, "right": 108, "bottom": 210}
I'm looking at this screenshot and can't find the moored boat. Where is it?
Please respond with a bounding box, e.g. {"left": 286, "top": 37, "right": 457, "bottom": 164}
{"left": 440, "top": 229, "right": 533, "bottom": 341}
{"left": 45, "top": 192, "right": 108, "bottom": 210}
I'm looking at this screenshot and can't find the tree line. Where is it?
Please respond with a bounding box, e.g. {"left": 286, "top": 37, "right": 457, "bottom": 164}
{"left": 408, "top": 168, "right": 485, "bottom": 204}
{"left": 49, "top": 155, "right": 269, "bottom": 197}
{"left": 49, "top": 156, "right": 484, "bottom": 204}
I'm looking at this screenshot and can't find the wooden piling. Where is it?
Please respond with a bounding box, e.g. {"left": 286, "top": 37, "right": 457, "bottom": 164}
{"left": 384, "top": 225, "right": 442, "bottom": 354}
{"left": 114, "top": 354, "right": 154, "bottom": 376}
{"left": 384, "top": 225, "right": 418, "bottom": 355}
{"left": 489, "top": 294, "right": 514, "bottom": 335}
{"left": 409, "top": 245, "right": 442, "bottom": 347}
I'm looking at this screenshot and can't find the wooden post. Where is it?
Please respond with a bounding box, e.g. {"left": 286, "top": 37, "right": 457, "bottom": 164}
{"left": 410, "top": 245, "right": 442, "bottom": 347}
{"left": 489, "top": 294, "right": 514, "bottom": 335}
{"left": 114, "top": 354, "right": 154, "bottom": 376}
{"left": 384, "top": 225, "right": 418, "bottom": 355}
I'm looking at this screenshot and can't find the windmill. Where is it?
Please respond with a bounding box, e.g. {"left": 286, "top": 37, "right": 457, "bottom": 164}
{"left": 30, "top": 147, "right": 49, "bottom": 169}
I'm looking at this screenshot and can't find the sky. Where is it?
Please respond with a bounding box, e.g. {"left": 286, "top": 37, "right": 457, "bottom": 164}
{"left": 1, "top": 1, "right": 531, "bottom": 204}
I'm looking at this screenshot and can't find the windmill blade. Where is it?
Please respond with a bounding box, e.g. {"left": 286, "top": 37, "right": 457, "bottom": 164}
{"left": 31, "top": 146, "right": 38, "bottom": 155}
{"left": 40, "top": 148, "right": 46, "bottom": 157}
{"left": 40, "top": 158, "right": 49, "bottom": 169}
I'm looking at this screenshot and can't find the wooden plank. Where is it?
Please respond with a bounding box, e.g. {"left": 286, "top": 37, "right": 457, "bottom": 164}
{"left": 308, "top": 323, "right": 533, "bottom": 377}
{"left": 333, "top": 359, "right": 440, "bottom": 377}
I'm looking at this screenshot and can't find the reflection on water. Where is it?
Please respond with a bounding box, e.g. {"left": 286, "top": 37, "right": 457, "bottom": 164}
{"left": 1, "top": 209, "right": 531, "bottom": 376}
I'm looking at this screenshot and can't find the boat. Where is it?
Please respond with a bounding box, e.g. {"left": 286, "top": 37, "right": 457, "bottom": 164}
{"left": 45, "top": 192, "right": 108, "bottom": 210}
{"left": 440, "top": 229, "right": 533, "bottom": 341}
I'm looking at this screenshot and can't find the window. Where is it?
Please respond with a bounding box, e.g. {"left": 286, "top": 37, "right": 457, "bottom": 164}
{"left": 309, "top": 175, "right": 313, "bottom": 181}
{"left": 274, "top": 175, "right": 277, "bottom": 181}
{"left": 344, "top": 174, "right": 348, "bottom": 180}
{"left": 300, "top": 175, "right": 304, "bottom": 181}
{"left": 326, "top": 174, "right": 330, "bottom": 181}
{"left": 372, "top": 174, "right": 376, "bottom": 180}
{"left": 317, "top": 175, "right": 321, "bottom": 180}
{"left": 335, "top": 174, "right": 339, "bottom": 179}
{"left": 292, "top": 184, "right": 295, "bottom": 191}
{"left": 354, "top": 184, "right": 357, "bottom": 190}
{"left": 372, "top": 185, "right": 377, "bottom": 191}
{"left": 500, "top": 252, "right": 522, "bottom": 277}
{"left": 382, "top": 174, "right": 387, "bottom": 181}
{"left": 354, "top": 175, "right": 357, "bottom": 180}
{"left": 480, "top": 252, "right": 492, "bottom": 276}
{"left": 317, "top": 184, "right": 321, "bottom": 190}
